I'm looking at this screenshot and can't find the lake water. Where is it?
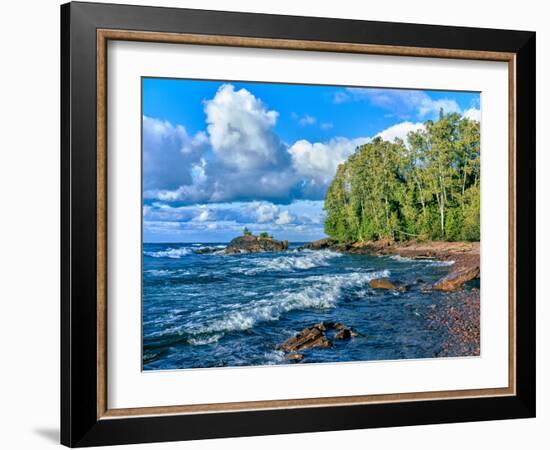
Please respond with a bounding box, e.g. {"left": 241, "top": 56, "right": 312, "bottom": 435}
{"left": 142, "top": 242, "right": 474, "bottom": 370}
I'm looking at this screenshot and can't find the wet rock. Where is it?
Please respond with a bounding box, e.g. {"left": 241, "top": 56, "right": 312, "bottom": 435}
{"left": 369, "top": 278, "right": 408, "bottom": 292}
{"left": 432, "top": 265, "right": 480, "bottom": 291}
{"left": 333, "top": 324, "right": 359, "bottom": 340}
{"left": 298, "top": 238, "right": 333, "bottom": 251}
{"left": 286, "top": 353, "right": 304, "bottom": 362}
{"left": 278, "top": 324, "right": 333, "bottom": 352}
{"left": 278, "top": 322, "right": 359, "bottom": 352}
{"left": 193, "top": 247, "right": 217, "bottom": 254}
{"left": 225, "top": 235, "right": 288, "bottom": 254}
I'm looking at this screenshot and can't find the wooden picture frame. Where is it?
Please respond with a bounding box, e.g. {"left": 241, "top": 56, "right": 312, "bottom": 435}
{"left": 61, "top": 1, "right": 535, "bottom": 447}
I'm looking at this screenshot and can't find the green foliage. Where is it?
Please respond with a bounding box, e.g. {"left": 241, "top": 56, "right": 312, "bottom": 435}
{"left": 324, "top": 114, "right": 480, "bottom": 242}
{"left": 243, "top": 227, "right": 252, "bottom": 236}
{"left": 259, "top": 232, "right": 270, "bottom": 238}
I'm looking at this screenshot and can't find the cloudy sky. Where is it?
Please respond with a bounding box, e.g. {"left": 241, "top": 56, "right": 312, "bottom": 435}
{"left": 142, "top": 78, "right": 480, "bottom": 242}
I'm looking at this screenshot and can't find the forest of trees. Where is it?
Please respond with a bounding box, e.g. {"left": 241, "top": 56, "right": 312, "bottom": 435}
{"left": 324, "top": 112, "right": 480, "bottom": 242}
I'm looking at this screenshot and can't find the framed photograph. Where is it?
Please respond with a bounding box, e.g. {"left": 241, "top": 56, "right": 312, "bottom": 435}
{"left": 61, "top": 1, "right": 536, "bottom": 447}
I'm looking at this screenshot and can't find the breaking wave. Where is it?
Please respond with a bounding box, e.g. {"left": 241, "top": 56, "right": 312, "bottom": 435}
{"left": 144, "top": 247, "right": 192, "bottom": 258}
{"left": 242, "top": 250, "right": 342, "bottom": 274}
{"left": 180, "top": 269, "right": 389, "bottom": 343}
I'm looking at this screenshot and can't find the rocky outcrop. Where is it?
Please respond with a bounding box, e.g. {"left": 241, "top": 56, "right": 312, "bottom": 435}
{"left": 431, "top": 265, "right": 480, "bottom": 291}
{"left": 298, "top": 238, "right": 333, "bottom": 251}
{"left": 278, "top": 323, "right": 333, "bottom": 352}
{"left": 369, "top": 278, "right": 408, "bottom": 292}
{"left": 193, "top": 247, "right": 218, "bottom": 254}
{"left": 225, "top": 235, "right": 288, "bottom": 254}
{"left": 278, "top": 322, "right": 359, "bottom": 357}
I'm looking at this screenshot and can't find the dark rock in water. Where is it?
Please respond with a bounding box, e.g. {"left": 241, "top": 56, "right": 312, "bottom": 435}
{"left": 369, "top": 278, "right": 408, "bottom": 292}
{"left": 286, "top": 353, "right": 304, "bottom": 362}
{"left": 278, "top": 321, "right": 358, "bottom": 352}
{"left": 193, "top": 247, "right": 218, "bottom": 254}
{"left": 333, "top": 323, "right": 359, "bottom": 340}
{"left": 298, "top": 238, "right": 333, "bottom": 251}
{"left": 432, "top": 265, "right": 480, "bottom": 291}
{"left": 225, "top": 235, "right": 288, "bottom": 254}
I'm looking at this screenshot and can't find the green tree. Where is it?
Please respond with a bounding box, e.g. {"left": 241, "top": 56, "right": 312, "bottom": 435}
{"left": 323, "top": 113, "right": 480, "bottom": 243}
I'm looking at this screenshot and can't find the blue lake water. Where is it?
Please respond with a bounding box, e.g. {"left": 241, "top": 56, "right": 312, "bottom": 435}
{"left": 142, "top": 242, "right": 472, "bottom": 370}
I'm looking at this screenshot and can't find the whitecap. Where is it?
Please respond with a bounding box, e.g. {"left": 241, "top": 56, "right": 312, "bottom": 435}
{"left": 242, "top": 249, "right": 342, "bottom": 275}
{"left": 263, "top": 350, "right": 286, "bottom": 365}
{"left": 144, "top": 247, "right": 192, "bottom": 259}
{"left": 183, "top": 269, "right": 390, "bottom": 338}
{"left": 145, "top": 269, "right": 173, "bottom": 276}
{"left": 187, "top": 334, "right": 222, "bottom": 346}
{"left": 145, "top": 268, "right": 192, "bottom": 276}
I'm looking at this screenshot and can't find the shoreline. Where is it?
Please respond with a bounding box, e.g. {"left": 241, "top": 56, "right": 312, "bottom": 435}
{"left": 301, "top": 239, "right": 480, "bottom": 292}
{"left": 303, "top": 239, "right": 479, "bottom": 269}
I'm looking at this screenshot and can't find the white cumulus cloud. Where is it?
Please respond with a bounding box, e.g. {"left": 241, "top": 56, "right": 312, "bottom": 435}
{"left": 463, "top": 107, "right": 481, "bottom": 121}
{"left": 288, "top": 137, "right": 370, "bottom": 185}
{"left": 142, "top": 116, "right": 208, "bottom": 191}
{"left": 275, "top": 210, "right": 294, "bottom": 225}
{"left": 375, "top": 121, "right": 425, "bottom": 143}
{"left": 254, "top": 202, "right": 279, "bottom": 223}
{"left": 204, "top": 84, "right": 283, "bottom": 171}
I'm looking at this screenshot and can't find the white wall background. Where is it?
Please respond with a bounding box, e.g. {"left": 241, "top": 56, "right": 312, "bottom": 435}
{"left": 0, "top": 0, "right": 546, "bottom": 448}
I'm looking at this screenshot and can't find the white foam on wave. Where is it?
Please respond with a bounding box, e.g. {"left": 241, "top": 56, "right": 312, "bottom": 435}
{"left": 187, "top": 334, "right": 222, "bottom": 346}
{"left": 242, "top": 249, "right": 342, "bottom": 274}
{"left": 144, "top": 247, "right": 192, "bottom": 258}
{"left": 145, "top": 269, "right": 173, "bottom": 276}
{"left": 389, "top": 255, "right": 455, "bottom": 267}
{"left": 263, "top": 349, "right": 286, "bottom": 365}
{"left": 183, "top": 269, "right": 390, "bottom": 341}
{"left": 145, "top": 268, "right": 193, "bottom": 277}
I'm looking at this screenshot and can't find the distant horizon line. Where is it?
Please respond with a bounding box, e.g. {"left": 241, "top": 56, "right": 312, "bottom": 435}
{"left": 143, "top": 240, "right": 314, "bottom": 244}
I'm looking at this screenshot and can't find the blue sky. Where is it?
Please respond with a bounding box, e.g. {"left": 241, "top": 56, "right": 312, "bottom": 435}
{"left": 142, "top": 78, "right": 480, "bottom": 242}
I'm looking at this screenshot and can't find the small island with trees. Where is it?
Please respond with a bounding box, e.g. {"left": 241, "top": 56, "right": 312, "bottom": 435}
{"left": 225, "top": 228, "right": 289, "bottom": 254}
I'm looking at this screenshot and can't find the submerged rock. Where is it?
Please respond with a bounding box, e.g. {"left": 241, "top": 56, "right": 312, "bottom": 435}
{"left": 431, "top": 265, "right": 480, "bottom": 291}
{"left": 225, "top": 235, "right": 288, "bottom": 254}
{"left": 369, "top": 278, "right": 408, "bottom": 292}
{"left": 333, "top": 323, "right": 359, "bottom": 340}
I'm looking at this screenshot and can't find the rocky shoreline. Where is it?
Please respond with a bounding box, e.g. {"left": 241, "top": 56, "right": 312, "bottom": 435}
{"left": 274, "top": 238, "right": 481, "bottom": 363}
{"left": 184, "top": 236, "right": 480, "bottom": 364}
{"left": 300, "top": 238, "right": 480, "bottom": 292}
